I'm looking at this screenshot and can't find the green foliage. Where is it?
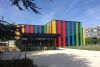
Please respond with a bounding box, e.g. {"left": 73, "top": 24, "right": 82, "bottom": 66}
{"left": 10, "top": 0, "right": 40, "bottom": 14}
{"left": 73, "top": 45, "right": 100, "bottom": 51}
{"left": 85, "top": 38, "right": 94, "bottom": 44}
{"left": 0, "top": 20, "right": 16, "bottom": 41}
{"left": 0, "top": 58, "right": 37, "bottom": 67}
{"left": 85, "top": 38, "right": 100, "bottom": 44}
{"left": 97, "top": 38, "right": 100, "bottom": 44}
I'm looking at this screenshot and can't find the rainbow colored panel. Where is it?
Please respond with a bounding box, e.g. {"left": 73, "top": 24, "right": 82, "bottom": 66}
{"left": 16, "top": 20, "right": 85, "bottom": 48}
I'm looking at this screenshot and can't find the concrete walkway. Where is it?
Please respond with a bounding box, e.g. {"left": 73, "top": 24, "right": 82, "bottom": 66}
{"left": 1, "top": 49, "right": 100, "bottom": 67}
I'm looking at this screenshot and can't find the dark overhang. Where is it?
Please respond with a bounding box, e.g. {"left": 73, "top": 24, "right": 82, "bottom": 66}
{"left": 21, "top": 33, "right": 60, "bottom": 38}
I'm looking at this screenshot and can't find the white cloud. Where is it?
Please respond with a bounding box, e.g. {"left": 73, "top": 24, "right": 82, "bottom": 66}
{"left": 82, "top": 5, "right": 100, "bottom": 27}
{"left": 85, "top": 6, "right": 100, "bottom": 20}
{"left": 65, "top": 0, "right": 80, "bottom": 12}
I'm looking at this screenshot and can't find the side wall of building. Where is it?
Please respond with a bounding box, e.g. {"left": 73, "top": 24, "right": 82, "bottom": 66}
{"left": 44, "top": 20, "right": 85, "bottom": 48}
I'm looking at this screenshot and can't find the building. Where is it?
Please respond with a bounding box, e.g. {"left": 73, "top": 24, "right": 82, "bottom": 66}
{"left": 0, "top": 40, "right": 16, "bottom": 52}
{"left": 85, "top": 26, "right": 100, "bottom": 38}
{"left": 16, "top": 20, "right": 85, "bottom": 50}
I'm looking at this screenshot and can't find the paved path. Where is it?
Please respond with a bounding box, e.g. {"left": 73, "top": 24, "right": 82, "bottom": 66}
{"left": 1, "top": 49, "right": 100, "bottom": 67}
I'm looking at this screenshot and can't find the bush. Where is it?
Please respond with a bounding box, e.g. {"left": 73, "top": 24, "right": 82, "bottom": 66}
{"left": 0, "top": 58, "right": 37, "bottom": 67}
{"left": 86, "top": 38, "right": 100, "bottom": 45}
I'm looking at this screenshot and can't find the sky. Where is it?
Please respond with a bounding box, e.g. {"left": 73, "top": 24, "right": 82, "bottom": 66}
{"left": 0, "top": 0, "right": 100, "bottom": 27}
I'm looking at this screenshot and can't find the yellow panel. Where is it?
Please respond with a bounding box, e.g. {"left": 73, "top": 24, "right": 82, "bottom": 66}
{"left": 51, "top": 20, "right": 56, "bottom": 34}
{"left": 15, "top": 25, "right": 21, "bottom": 40}
{"left": 47, "top": 23, "right": 49, "bottom": 33}
{"left": 15, "top": 31, "right": 20, "bottom": 35}
{"left": 47, "top": 24, "right": 48, "bottom": 33}
{"left": 15, "top": 31, "right": 21, "bottom": 40}
{"left": 16, "top": 25, "right": 19, "bottom": 27}
{"left": 83, "top": 29, "right": 85, "bottom": 46}
{"left": 49, "top": 22, "right": 51, "bottom": 34}
{"left": 46, "top": 24, "right": 47, "bottom": 33}
{"left": 48, "top": 23, "right": 50, "bottom": 33}
{"left": 15, "top": 25, "right": 20, "bottom": 35}
{"left": 22, "top": 25, "right": 24, "bottom": 33}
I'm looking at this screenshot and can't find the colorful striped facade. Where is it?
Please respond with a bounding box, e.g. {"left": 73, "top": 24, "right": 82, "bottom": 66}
{"left": 16, "top": 20, "right": 85, "bottom": 48}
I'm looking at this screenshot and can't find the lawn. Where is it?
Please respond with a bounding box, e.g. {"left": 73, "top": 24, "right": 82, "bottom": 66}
{"left": 72, "top": 45, "right": 100, "bottom": 51}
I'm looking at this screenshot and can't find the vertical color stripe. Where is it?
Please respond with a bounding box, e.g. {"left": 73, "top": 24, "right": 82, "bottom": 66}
{"left": 58, "top": 21, "right": 61, "bottom": 47}
{"left": 67, "top": 22, "right": 70, "bottom": 47}
{"left": 83, "top": 28, "right": 85, "bottom": 46}
{"left": 76, "top": 23, "right": 79, "bottom": 47}
{"left": 30, "top": 25, "right": 34, "bottom": 33}
{"left": 72, "top": 22, "right": 75, "bottom": 47}
{"left": 39, "top": 26, "right": 42, "bottom": 33}
{"left": 47, "top": 24, "right": 49, "bottom": 34}
{"left": 44, "top": 25, "right": 46, "bottom": 33}
{"left": 51, "top": 20, "right": 56, "bottom": 34}
{"left": 15, "top": 25, "right": 20, "bottom": 39}
{"left": 41, "top": 26, "right": 44, "bottom": 33}
{"left": 80, "top": 22, "right": 83, "bottom": 46}
{"left": 49, "top": 22, "right": 51, "bottom": 34}
{"left": 22, "top": 25, "right": 24, "bottom": 33}
{"left": 62, "top": 21, "right": 66, "bottom": 48}
{"left": 35, "top": 26, "right": 37, "bottom": 33}
{"left": 26, "top": 25, "right": 29, "bottom": 33}
{"left": 66, "top": 22, "right": 67, "bottom": 47}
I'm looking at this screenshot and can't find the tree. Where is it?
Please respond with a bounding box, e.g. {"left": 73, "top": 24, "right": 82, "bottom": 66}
{"left": 85, "top": 38, "right": 94, "bottom": 44}
{"left": 0, "top": 0, "right": 52, "bottom": 41}
{"left": 10, "top": 0, "right": 40, "bottom": 14}
{"left": 0, "top": 20, "right": 16, "bottom": 41}
{"left": 10, "top": 0, "right": 53, "bottom": 14}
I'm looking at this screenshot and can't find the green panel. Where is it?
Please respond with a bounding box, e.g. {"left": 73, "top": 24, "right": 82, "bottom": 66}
{"left": 46, "top": 24, "right": 48, "bottom": 33}
{"left": 44, "top": 25, "right": 46, "bottom": 33}
{"left": 80, "top": 22, "right": 83, "bottom": 47}
{"left": 76, "top": 23, "right": 79, "bottom": 47}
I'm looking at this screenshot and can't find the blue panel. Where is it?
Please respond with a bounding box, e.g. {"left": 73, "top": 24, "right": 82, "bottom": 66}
{"left": 41, "top": 26, "right": 44, "bottom": 33}
{"left": 38, "top": 26, "right": 40, "bottom": 33}
{"left": 35, "top": 25, "right": 37, "bottom": 33}
{"left": 39, "top": 26, "right": 41, "bottom": 33}
{"left": 37, "top": 25, "right": 40, "bottom": 33}
{"left": 37, "top": 26, "right": 39, "bottom": 33}
{"left": 72, "top": 22, "right": 75, "bottom": 47}
{"left": 67, "top": 22, "right": 70, "bottom": 47}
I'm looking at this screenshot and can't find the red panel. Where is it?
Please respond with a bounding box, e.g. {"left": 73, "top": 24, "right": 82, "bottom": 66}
{"left": 30, "top": 25, "right": 34, "bottom": 33}
{"left": 25, "top": 25, "right": 29, "bottom": 33}
{"left": 58, "top": 21, "right": 61, "bottom": 34}
{"left": 57, "top": 21, "right": 61, "bottom": 47}
{"left": 62, "top": 21, "right": 66, "bottom": 48}
{"left": 66, "top": 22, "right": 67, "bottom": 46}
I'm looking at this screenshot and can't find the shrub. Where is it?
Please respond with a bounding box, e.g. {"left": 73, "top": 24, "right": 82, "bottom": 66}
{"left": 0, "top": 58, "right": 37, "bottom": 67}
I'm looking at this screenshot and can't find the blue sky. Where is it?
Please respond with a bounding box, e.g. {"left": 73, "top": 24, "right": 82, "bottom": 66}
{"left": 0, "top": 0, "right": 100, "bottom": 27}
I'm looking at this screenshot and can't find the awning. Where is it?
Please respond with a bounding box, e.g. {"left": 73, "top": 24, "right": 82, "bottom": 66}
{"left": 21, "top": 33, "right": 60, "bottom": 38}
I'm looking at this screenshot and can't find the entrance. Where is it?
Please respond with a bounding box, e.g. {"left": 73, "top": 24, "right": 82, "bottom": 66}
{"left": 19, "top": 33, "right": 59, "bottom": 51}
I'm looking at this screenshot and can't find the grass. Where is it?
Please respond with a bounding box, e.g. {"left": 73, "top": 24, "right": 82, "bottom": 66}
{"left": 72, "top": 45, "right": 100, "bottom": 51}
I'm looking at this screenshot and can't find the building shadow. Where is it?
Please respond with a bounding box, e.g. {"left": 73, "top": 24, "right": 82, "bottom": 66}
{"left": 28, "top": 53, "right": 90, "bottom": 67}
{"left": 0, "top": 51, "right": 91, "bottom": 67}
